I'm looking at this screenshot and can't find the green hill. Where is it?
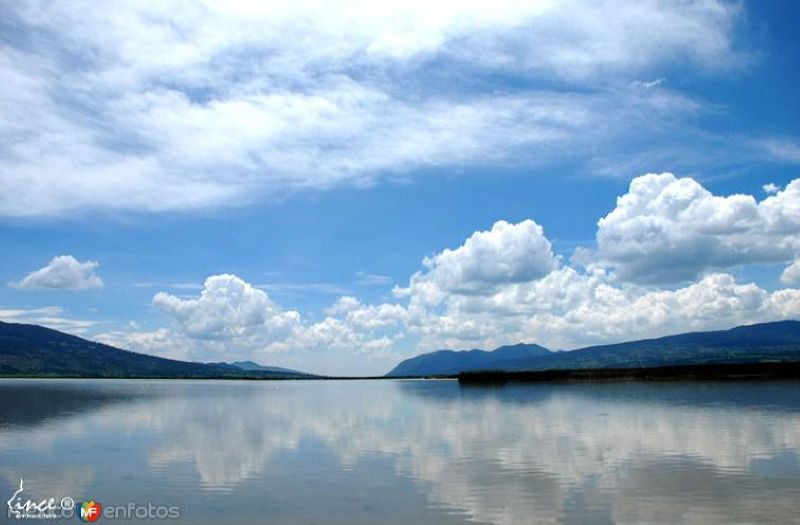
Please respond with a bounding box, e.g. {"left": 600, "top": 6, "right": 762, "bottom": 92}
{"left": 385, "top": 343, "right": 552, "bottom": 377}
{"left": 387, "top": 321, "right": 800, "bottom": 377}
{"left": 0, "top": 321, "right": 313, "bottom": 379}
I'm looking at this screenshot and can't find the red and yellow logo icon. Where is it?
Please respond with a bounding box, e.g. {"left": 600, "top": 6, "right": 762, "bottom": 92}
{"left": 78, "top": 500, "right": 102, "bottom": 522}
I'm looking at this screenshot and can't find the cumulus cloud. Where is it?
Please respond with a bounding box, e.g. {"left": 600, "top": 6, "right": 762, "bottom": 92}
{"left": 12, "top": 255, "right": 104, "bottom": 290}
{"left": 0, "top": 0, "right": 747, "bottom": 217}
{"left": 152, "top": 275, "right": 301, "bottom": 342}
{"left": 324, "top": 296, "right": 362, "bottom": 317}
{"left": 397, "top": 219, "right": 558, "bottom": 303}
{"left": 96, "top": 174, "right": 800, "bottom": 374}
{"left": 104, "top": 264, "right": 800, "bottom": 373}
{"left": 99, "top": 275, "right": 406, "bottom": 374}
{"left": 594, "top": 173, "right": 800, "bottom": 283}
{"left": 782, "top": 259, "right": 800, "bottom": 285}
{"left": 389, "top": 177, "right": 800, "bottom": 352}
{"left": 397, "top": 266, "right": 800, "bottom": 353}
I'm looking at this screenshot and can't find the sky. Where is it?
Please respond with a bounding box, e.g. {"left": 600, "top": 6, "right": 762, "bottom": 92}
{"left": 1, "top": 0, "right": 800, "bottom": 376}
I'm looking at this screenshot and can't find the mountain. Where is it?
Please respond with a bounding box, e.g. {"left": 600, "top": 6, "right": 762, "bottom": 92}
{"left": 386, "top": 321, "right": 800, "bottom": 377}
{"left": 385, "top": 343, "right": 552, "bottom": 377}
{"left": 228, "top": 360, "right": 305, "bottom": 375}
{"left": 493, "top": 320, "right": 800, "bottom": 371}
{"left": 0, "top": 321, "right": 313, "bottom": 378}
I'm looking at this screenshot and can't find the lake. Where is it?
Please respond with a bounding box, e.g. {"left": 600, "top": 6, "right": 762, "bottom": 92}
{"left": 2, "top": 379, "right": 800, "bottom": 524}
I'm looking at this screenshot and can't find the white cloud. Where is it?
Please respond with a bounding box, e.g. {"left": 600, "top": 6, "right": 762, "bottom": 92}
{"left": 756, "top": 138, "right": 800, "bottom": 164}
{"left": 593, "top": 173, "right": 800, "bottom": 283}
{"left": 763, "top": 182, "right": 780, "bottom": 195}
{"left": 386, "top": 177, "right": 800, "bottom": 352}
{"left": 94, "top": 328, "right": 186, "bottom": 360}
{"left": 255, "top": 282, "right": 351, "bottom": 295}
{"left": 397, "top": 219, "right": 558, "bottom": 303}
{"left": 355, "top": 272, "right": 393, "bottom": 286}
{"left": 0, "top": 0, "right": 745, "bottom": 217}
{"left": 782, "top": 259, "right": 800, "bottom": 285}
{"left": 132, "top": 282, "right": 203, "bottom": 290}
{"left": 324, "top": 296, "right": 362, "bottom": 317}
{"left": 152, "top": 274, "right": 301, "bottom": 343}
{"left": 633, "top": 78, "right": 666, "bottom": 88}
{"left": 12, "top": 255, "right": 104, "bottom": 290}
{"left": 398, "top": 266, "right": 800, "bottom": 353}
{"left": 94, "top": 175, "right": 800, "bottom": 374}
{"left": 0, "top": 306, "right": 99, "bottom": 334}
{"left": 99, "top": 275, "right": 405, "bottom": 374}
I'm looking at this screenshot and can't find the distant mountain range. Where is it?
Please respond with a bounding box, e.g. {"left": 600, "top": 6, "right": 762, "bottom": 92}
{"left": 386, "top": 343, "right": 551, "bottom": 377}
{"left": 385, "top": 321, "right": 800, "bottom": 377}
{"left": 0, "top": 321, "right": 314, "bottom": 378}
{"left": 4, "top": 319, "right": 800, "bottom": 380}
{"left": 209, "top": 360, "right": 307, "bottom": 375}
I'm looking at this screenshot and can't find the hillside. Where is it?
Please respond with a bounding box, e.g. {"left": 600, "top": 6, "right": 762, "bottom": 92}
{"left": 0, "top": 321, "right": 313, "bottom": 378}
{"left": 387, "top": 321, "right": 800, "bottom": 377}
{"left": 385, "top": 343, "right": 552, "bottom": 377}
{"left": 494, "top": 321, "right": 800, "bottom": 371}
{"left": 232, "top": 360, "right": 305, "bottom": 374}
{"left": 208, "top": 360, "right": 307, "bottom": 375}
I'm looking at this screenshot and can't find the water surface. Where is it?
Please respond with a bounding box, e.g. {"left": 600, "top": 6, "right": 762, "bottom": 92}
{"left": 2, "top": 379, "right": 800, "bottom": 524}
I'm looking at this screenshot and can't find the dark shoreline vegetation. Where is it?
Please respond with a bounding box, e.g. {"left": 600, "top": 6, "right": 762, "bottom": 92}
{"left": 458, "top": 361, "right": 800, "bottom": 384}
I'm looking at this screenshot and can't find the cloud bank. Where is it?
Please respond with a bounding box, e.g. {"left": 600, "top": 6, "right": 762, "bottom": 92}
{"left": 0, "top": 0, "right": 753, "bottom": 218}
{"left": 96, "top": 174, "right": 800, "bottom": 375}
{"left": 0, "top": 306, "right": 98, "bottom": 334}
{"left": 594, "top": 174, "right": 800, "bottom": 283}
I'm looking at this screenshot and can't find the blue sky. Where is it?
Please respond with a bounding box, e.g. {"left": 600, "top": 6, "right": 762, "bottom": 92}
{"left": 1, "top": 0, "right": 800, "bottom": 375}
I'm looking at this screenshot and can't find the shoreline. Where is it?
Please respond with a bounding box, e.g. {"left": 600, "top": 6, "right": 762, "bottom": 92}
{"left": 4, "top": 362, "right": 800, "bottom": 383}
{"left": 458, "top": 361, "right": 800, "bottom": 384}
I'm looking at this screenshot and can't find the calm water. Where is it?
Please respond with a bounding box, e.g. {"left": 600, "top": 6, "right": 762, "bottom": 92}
{"left": 2, "top": 379, "right": 800, "bottom": 524}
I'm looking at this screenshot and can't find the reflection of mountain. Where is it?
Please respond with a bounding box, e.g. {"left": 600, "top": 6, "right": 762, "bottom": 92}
{"left": 0, "top": 380, "right": 146, "bottom": 428}
{"left": 387, "top": 320, "right": 800, "bottom": 376}
{"left": 0, "top": 321, "right": 312, "bottom": 378}
{"left": 2, "top": 380, "right": 800, "bottom": 523}
{"left": 404, "top": 376, "right": 800, "bottom": 412}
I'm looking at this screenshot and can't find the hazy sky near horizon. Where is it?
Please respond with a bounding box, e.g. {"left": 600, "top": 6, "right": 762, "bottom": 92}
{"left": 1, "top": 0, "right": 800, "bottom": 375}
